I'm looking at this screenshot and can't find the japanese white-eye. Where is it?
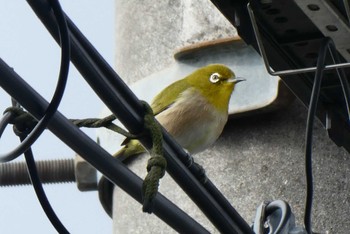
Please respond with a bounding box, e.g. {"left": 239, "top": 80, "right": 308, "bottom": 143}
{"left": 115, "top": 64, "right": 244, "bottom": 161}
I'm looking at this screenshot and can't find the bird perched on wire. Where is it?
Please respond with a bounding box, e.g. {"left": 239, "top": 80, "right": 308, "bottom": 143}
{"left": 115, "top": 64, "right": 245, "bottom": 162}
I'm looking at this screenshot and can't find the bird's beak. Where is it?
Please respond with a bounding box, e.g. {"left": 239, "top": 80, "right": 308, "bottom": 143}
{"left": 228, "top": 77, "right": 246, "bottom": 84}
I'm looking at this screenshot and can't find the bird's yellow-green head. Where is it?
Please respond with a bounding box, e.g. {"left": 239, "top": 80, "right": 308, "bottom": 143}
{"left": 184, "top": 64, "right": 244, "bottom": 113}
{"left": 150, "top": 64, "right": 244, "bottom": 117}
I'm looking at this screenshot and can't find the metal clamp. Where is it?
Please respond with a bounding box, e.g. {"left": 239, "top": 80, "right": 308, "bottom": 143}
{"left": 247, "top": 2, "right": 350, "bottom": 76}
{"left": 253, "top": 200, "right": 307, "bottom": 234}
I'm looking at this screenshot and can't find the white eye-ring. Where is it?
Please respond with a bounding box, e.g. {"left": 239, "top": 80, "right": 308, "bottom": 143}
{"left": 209, "top": 73, "right": 220, "bottom": 83}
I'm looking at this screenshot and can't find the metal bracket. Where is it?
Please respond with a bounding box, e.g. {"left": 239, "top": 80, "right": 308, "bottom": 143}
{"left": 247, "top": 2, "right": 350, "bottom": 76}
{"left": 294, "top": 0, "right": 350, "bottom": 61}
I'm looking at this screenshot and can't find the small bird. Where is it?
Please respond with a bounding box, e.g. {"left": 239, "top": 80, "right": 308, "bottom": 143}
{"left": 115, "top": 64, "right": 244, "bottom": 161}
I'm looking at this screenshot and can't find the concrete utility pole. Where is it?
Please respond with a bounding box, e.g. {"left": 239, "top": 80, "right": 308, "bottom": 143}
{"left": 97, "top": 1, "right": 350, "bottom": 233}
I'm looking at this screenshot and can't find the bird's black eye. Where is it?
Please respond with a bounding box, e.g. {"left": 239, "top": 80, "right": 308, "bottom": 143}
{"left": 209, "top": 73, "right": 220, "bottom": 83}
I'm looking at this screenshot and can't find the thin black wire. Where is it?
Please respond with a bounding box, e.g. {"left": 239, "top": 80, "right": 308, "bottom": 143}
{"left": 0, "top": 0, "right": 70, "bottom": 163}
{"left": 22, "top": 0, "right": 70, "bottom": 232}
{"left": 304, "top": 38, "right": 350, "bottom": 233}
{"left": 304, "top": 38, "right": 329, "bottom": 234}
{"left": 0, "top": 112, "right": 13, "bottom": 138}
{"left": 328, "top": 42, "right": 350, "bottom": 121}
{"left": 20, "top": 135, "right": 69, "bottom": 233}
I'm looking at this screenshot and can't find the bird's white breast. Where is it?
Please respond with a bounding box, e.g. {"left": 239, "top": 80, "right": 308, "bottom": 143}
{"left": 155, "top": 88, "right": 228, "bottom": 154}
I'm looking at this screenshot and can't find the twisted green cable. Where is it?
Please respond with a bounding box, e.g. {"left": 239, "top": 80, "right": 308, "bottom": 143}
{"left": 141, "top": 101, "right": 167, "bottom": 213}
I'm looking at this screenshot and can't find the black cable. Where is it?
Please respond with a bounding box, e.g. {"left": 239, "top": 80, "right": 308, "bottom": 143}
{"left": 0, "top": 112, "right": 13, "bottom": 138}
{"left": 304, "top": 37, "right": 350, "bottom": 233}
{"left": 0, "top": 99, "right": 20, "bottom": 138}
{"left": 66, "top": 16, "right": 252, "bottom": 232}
{"left": 0, "top": 0, "right": 71, "bottom": 232}
{"left": 6, "top": 99, "right": 69, "bottom": 232}
{"left": 20, "top": 135, "right": 69, "bottom": 233}
{"left": 304, "top": 38, "right": 329, "bottom": 234}
{"left": 57, "top": 11, "right": 253, "bottom": 233}
{"left": 0, "top": 57, "right": 210, "bottom": 233}
{"left": 0, "top": 0, "right": 70, "bottom": 163}
{"left": 22, "top": 2, "right": 253, "bottom": 232}
{"left": 327, "top": 41, "right": 350, "bottom": 121}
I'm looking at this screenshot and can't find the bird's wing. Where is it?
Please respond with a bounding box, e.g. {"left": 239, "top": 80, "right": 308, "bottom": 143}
{"left": 116, "top": 79, "right": 188, "bottom": 162}
{"left": 151, "top": 79, "right": 188, "bottom": 115}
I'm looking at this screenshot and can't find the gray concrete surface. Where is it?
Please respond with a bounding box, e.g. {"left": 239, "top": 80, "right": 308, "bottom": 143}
{"left": 212, "top": 101, "right": 350, "bottom": 234}
{"left": 105, "top": 0, "right": 350, "bottom": 233}
{"left": 114, "top": 0, "right": 236, "bottom": 84}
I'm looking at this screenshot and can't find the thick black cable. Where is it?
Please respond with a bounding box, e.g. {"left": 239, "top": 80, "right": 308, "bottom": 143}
{"left": 0, "top": 0, "right": 70, "bottom": 163}
{"left": 43, "top": 7, "right": 251, "bottom": 233}
{"left": 20, "top": 4, "right": 251, "bottom": 233}
{"left": 304, "top": 38, "right": 329, "bottom": 234}
{"left": 0, "top": 57, "right": 210, "bottom": 233}
{"left": 25, "top": 1, "right": 253, "bottom": 232}
{"left": 66, "top": 15, "right": 252, "bottom": 232}
{"left": 20, "top": 135, "right": 69, "bottom": 233}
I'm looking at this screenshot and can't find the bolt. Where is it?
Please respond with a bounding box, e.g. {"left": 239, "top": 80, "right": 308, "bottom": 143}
{"left": 0, "top": 156, "right": 97, "bottom": 191}
{"left": 0, "top": 159, "right": 75, "bottom": 186}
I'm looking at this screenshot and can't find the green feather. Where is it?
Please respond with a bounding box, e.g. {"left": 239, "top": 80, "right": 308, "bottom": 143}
{"left": 150, "top": 79, "right": 189, "bottom": 115}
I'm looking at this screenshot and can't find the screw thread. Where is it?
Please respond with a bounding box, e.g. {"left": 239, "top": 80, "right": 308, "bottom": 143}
{"left": 0, "top": 159, "right": 75, "bottom": 186}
